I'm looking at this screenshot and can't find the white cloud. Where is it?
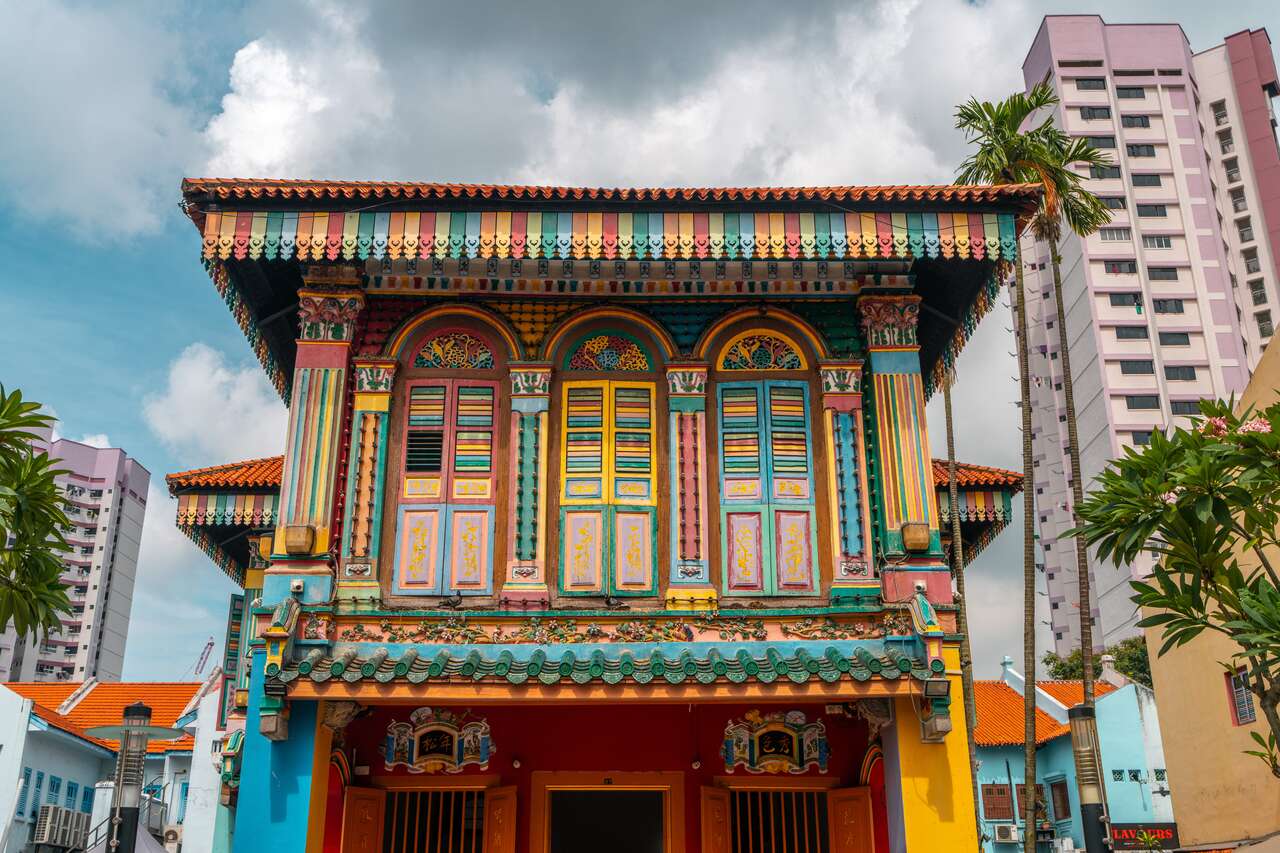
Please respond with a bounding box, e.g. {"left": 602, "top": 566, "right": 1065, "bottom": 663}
{"left": 0, "top": 2, "right": 201, "bottom": 238}
{"left": 122, "top": 483, "right": 235, "bottom": 680}
{"left": 76, "top": 433, "right": 112, "bottom": 449}
{"left": 143, "top": 343, "right": 287, "bottom": 466}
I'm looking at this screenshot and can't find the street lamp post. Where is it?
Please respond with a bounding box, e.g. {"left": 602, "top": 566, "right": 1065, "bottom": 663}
{"left": 1069, "top": 705, "right": 1110, "bottom": 853}
{"left": 87, "top": 702, "right": 185, "bottom": 853}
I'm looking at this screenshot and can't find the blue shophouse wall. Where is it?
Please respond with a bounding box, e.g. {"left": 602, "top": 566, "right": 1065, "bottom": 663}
{"left": 976, "top": 738, "right": 1081, "bottom": 852}
{"left": 1096, "top": 684, "right": 1175, "bottom": 825}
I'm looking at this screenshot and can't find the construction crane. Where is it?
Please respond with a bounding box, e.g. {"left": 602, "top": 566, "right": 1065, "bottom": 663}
{"left": 191, "top": 637, "right": 215, "bottom": 677}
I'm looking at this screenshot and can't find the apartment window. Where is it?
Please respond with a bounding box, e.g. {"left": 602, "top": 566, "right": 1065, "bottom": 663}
{"left": 1115, "top": 325, "right": 1149, "bottom": 339}
{"left": 65, "top": 782, "right": 78, "bottom": 810}
{"left": 1102, "top": 196, "right": 1127, "bottom": 210}
{"left": 48, "top": 776, "right": 61, "bottom": 805}
{"left": 1091, "top": 165, "right": 1122, "bottom": 179}
{"left": 981, "top": 784, "right": 1014, "bottom": 820}
{"left": 1142, "top": 235, "right": 1172, "bottom": 249}
{"left": 1212, "top": 99, "right": 1229, "bottom": 125}
{"left": 1250, "top": 279, "right": 1268, "bottom": 306}
{"left": 1229, "top": 668, "right": 1258, "bottom": 725}
{"left": 1132, "top": 173, "right": 1162, "bottom": 187}
{"left": 1231, "top": 188, "right": 1248, "bottom": 213}
{"left": 1119, "top": 359, "right": 1154, "bottom": 375}
{"left": 1116, "top": 86, "right": 1145, "bottom": 99}
{"left": 1085, "top": 135, "right": 1117, "bottom": 148}
{"left": 1110, "top": 292, "right": 1142, "bottom": 307}
{"left": 1219, "top": 130, "right": 1235, "bottom": 154}
{"left": 1159, "top": 331, "right": 1190, "bottom": 346}
{"left": 1105, "top": 261, "right": 1138, "bottom": 274}
{"left": 1239, "top": 218, "right": 1255, "bottom": 243}
{"left": 1122, "top": 114, "right": 1151, "bottom": 128}
{"left": 1132, "top": 430, "right": 1153, "bottom": 445}
{"left": 1165, "top": 365, "right": 1196, "bottom": 381}
{"left": 1127, "top": 143, "right": 1156, "bottom": 157}
{"left": 1258, "top": 310, "right": 1273, "bottom": 338}
{"left": 1148, "top": 266, "right": 1179, "bottom": 280}
{"left": 1076, "top": 78, "right": 1106, "bottom": 91}
{"left": 1137, "top": 204, "right": 1168, "bottom": 217}
{"left": 1126, "top": 395, "right": 1161, "bottom": 410}
{"left": 1244, "top": 249, "right": 1261, "bottom": 274}
{"left": 1153, "top": 299, "right": 1185, "bottom": 314}
{"left": 1170, "top": 400, "right": 1200, "bottom": 415}
{"left": 1099, "top": 227, "right": 1132, "bottom": 241}
{"left": 1081, "top": 106, "right": 1111, "bottom": 119}
{"left": 1225, "top": 157, "right": 1241, "bottom": 183}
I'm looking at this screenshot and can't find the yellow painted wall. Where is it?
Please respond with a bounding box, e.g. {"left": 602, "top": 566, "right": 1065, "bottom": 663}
{"left": 890, "top": 647, "right": 979, "bottom": 849}
{"left": 1145, "top": 336, "right": 1280, "bottom": 846}
{"left": 305, "top": 702, "right": 334, "bottom": 853}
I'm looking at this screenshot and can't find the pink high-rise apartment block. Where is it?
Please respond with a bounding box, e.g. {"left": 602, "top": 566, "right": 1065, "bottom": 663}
{"left": 1021, "top": 16, "right": 1280, "bottom": 655}
{"left": 0, "top": 432, "right": 149, "bottom": 681}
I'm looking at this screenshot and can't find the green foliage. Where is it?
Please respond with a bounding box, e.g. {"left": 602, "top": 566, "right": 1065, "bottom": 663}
{"left": 1042, "top": 636, "right": 1151, "bottom": 687}
{"left": 0, "top": 386, "right": 72, "bottom": 639}
{"left": 1073, "top": 398, "right": 1280, "bottom": 776}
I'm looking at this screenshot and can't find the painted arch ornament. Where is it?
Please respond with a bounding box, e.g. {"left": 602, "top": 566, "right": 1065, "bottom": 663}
{"left": 383, "top": 707, "right": 495, "bottom": 774}
{"left": 722, "top": 710, "right": 828, "bottom": 774}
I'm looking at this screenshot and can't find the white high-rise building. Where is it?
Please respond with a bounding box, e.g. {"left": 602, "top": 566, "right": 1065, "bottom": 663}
{"left": 1021, "top": 16, "right": 1280, "bottom": 655}
{"left": 0, "top": 431, "right": 149, "bottom": 681}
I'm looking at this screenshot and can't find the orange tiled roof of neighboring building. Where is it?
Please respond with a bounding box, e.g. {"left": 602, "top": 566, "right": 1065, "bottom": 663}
{"left": 974, "top": 681, "right": 1070, "bottom": 746}
{"left": 166, "top": 456, "right": 283, "bottom": 493}
{"left": 5, "top": 681, "right": 201, "bottom": 754}
{"left": 182, "top": 178, "right": 1043, "bottom": 206}
{"left": 4, "top": 681, "right": 80, "bottom": 710}
{"left": 932, "top": 460, "right": 1023, "bottom": 488}
{"left": 1038, "top": 679, "right": 1117, "bottom": 707}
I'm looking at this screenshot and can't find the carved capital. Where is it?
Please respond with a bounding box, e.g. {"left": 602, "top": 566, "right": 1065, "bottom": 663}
{"left": 353, "top": 358, "right": 397, "bottom": 393}
{"left": 819, "top": 360, "right": 864, "bottom": 396}
{"left": 509, "top": 364, "right": 552, "bottom": 397}
{"left": 666, "top": 364, "right": 708, "bottom": 396}
{"left": 297, "top": 288, "right": 365, "bottom": 342}
{"left": 858, "top": 295, "right": 921, "bottom": 350}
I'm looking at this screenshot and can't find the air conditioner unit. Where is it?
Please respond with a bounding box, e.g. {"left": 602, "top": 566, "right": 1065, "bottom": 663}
{"left": 1051, "top": 839, "right": 1078, "bottom": 852}
{"left": 163, "top": 824, "right": 183, "bottom": 853}
{"left": 992, "top": 823, "right": 1022, "bottom": 844}
{"left": 33, "top": 804, "right": 82, "bottom": 847}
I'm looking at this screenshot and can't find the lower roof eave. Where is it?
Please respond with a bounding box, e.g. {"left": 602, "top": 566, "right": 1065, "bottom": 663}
{"left": 285, "top": 677, "right": 921, "bottom": 704}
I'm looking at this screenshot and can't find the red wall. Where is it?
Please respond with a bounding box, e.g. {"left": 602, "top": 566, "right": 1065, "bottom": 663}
{"left": 332, "top": 703, "right": 886, "bottom": 852}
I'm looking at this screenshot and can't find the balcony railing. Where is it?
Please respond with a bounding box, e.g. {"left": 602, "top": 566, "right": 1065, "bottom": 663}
{"left": 1215, "top": 112, "right": 1229, "bottom": 126}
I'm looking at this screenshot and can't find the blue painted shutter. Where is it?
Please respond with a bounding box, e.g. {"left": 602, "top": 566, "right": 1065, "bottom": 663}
{"left": 66, "top": 782, "right": 78, "bottom": 809}
{"left": 16, "top": 767, "right": 31, "bottom": 815}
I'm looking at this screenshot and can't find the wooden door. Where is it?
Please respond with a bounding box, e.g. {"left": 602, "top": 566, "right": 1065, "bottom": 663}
{"left": 700, "top": 786, "right": 731, "bottom": 853}
{"left": 340, "top": 786, "right": 385, "bottom": 853}
{"left": 483, "top": 785, "right": 517, "bottom": 853}
{"left": 827, "top": 787, "right": 874, "bottom": 853}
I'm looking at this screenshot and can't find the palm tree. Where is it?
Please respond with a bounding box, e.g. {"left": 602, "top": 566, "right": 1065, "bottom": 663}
{"left": 1030, "top": 134, "right": 1112, "bottom": 705}
{"left": 942, "top": 375, "right": 982, "bottom": 847}
{"left": 955, "top": 80, "right": 1063, "bottom": 837}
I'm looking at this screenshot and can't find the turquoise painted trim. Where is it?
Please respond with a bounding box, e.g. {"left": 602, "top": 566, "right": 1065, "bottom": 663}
{"left": 668, "top": 396, "right": 705, "bottom": 413}
{"left": 331, "top": 603, "right": 889, "bottom": 618}
{"left": 328, "top": 638, "right": 892, "bottom": 660}
{"left": 833, "top": 410, "right": 862, "bottom": 558}
{"left": 512, "top": 396, "right": 549, "bottom": 414}
{"left": 515, "top": 413, "right": 540, "bottom": 561}
{"left": 867, "top": 349, "right": 919, "bottom": 374}
{"left": 306, "top": 369, "right": 331, "bottom": 523}
{"left": 369, "top": 412, "right": 390, "bottom": 560}
{"left": 232, "top": 651, "right": 320, "bottom": 853}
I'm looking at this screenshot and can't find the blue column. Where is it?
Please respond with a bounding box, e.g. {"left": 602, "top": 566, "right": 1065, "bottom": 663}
{"left": 232, "top": 650, "right": 322, "bottom": 853}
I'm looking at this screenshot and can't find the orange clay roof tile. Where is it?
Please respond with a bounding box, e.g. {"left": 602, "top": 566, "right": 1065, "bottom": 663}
{"left": 181, "top": 178, "right": 1043, "bottom": 206}
{"left": 1038, "top": 680, "right": 1117, "bottom": 707}
{"left": 7, "top": 681, "right": 202, "bottom": 754}
{"left": 29, "top": 703, "right": 112, "bottom": 749}
{"left": 175, "top": 456, "right": 1021, "bottom": 495}
{"left": 166, "top": 456, "right": 284, "bottom": 493}
{"left": 4, "top": 682, "right": 80, "bottom": 710}
{"left": 931, "top": 460, "right": 1023, "bottom": 488}
{"left": 974, "top": 681, "right": 1070, "bottom": 746}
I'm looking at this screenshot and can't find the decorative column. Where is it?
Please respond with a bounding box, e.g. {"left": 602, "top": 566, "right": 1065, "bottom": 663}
{"left": 858, "top": 294, "right": 949, "bottom": 605}
{"left": 819, "top": 360, "right": 876, "bottom": 603}
{"left": 338, "top": 357, "right": 397, "bottom": 607}
{"left": 665, "top": 363, "right": 716, "bottom": 610}
{"left": 269, "top": 270, "right": 365, "bottom": 605}
{"left": 502, "top": 364, "right": 553, "bottom": 606}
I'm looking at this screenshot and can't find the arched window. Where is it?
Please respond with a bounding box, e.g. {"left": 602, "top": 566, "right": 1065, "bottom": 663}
{"left": 555, "top": 328, "right": 660, "bottom": 598}
{"left": 391, "top": 325, "right": 504, "bottom": 598}
{"left": 713, "top": 328, "right": 819, "bottom": 596}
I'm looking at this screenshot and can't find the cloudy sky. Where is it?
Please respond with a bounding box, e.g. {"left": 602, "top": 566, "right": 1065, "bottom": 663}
{"left": 2, "top": 0, "right": 1276, "bottom": 680}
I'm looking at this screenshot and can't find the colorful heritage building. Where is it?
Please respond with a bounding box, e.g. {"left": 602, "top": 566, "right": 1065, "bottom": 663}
{"left": 170, "top": 177, "right": 1034, "bottom": 853}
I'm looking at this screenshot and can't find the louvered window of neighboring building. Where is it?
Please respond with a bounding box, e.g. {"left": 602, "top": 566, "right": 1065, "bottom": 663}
{"left": 1099, "top": 227, "right": 1131, "bottom": 241}
{"left": 1115, "top": 325, "right": 1149, "bottom": 339}
{"left": 1076, "top": 78, "right": 1106, "bottom": 91}
{"left": 1148, "top": 266, "right": 1179, "bottom": 280}
{"left": 1132, "top": 173, "right": 1162, "bottom": 187}
{"left": 1119, "top": 360, "right": 1154, "bottom": 375}
{"left": 981, "top": 784, "right": 1014, "bottom": 820}
{"left": 1142, "top": 235, "right": 1172, "bottom": 248}
{"left": 1102, "top": 196, "right": 1127, "bottom": 209}
{"left": 1109, "top": 292, "right": 1142, "bottom": 306}
{"left": 1105, "top": 261, "right": 1138, "bottom": 274}
{"left": 1091, "top": 165, "right": 1122, "bottom": 179}
{"left": 1170, "top": 400, "right": 1200, "bottom": 415}
{"left": 1137, "top": 204, "right": 1168, "bottom": 217}
{"left": 1080, "top": 106, "right": 1111, "bottom": 119}
{"left": 1127, "top": 144, "right": 1156, "bottom": 157}
{"left": 1159, "top": 332, "right": 1190, "bottom": 346}
{"left": 1117, "top": 86, "right": 1146, "bottom": 99}
{"left": 1122, "top": 114, "right": 1151, "bottom": 128}
{"left": 1086, "top": 135, "right": 1117, "bottom": 148}
{"left": 1153, "top": 299, "right": 1184, "bottom": 314}
{"left": 1126, "top": 395, "right": 1161, "bottom": 410}
{"left": 1165, "top": 366, "right": 1196, "bottom": 381}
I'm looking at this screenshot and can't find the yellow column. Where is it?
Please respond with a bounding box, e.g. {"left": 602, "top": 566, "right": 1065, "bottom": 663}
{"left": 884, "top": 644, "right": 978, "bottom": 850}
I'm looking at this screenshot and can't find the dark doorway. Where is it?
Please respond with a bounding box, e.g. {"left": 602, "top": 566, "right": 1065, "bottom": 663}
{"left": 548, "top": 789, "right": 665, "bottom": 853}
